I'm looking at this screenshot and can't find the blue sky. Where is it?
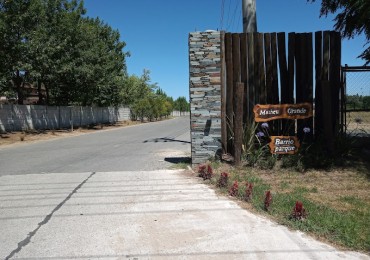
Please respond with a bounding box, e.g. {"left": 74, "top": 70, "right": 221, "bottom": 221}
{"left": 84, "top": 0, "right": 368, "bottom": 100}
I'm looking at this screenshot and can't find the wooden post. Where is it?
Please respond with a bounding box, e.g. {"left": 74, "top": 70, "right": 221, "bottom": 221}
{"left": 270, "top": 33, "right": 280, "bottom": 135}
{"left": 225, "top": 33, "right": 234, "bottom": 153}
{"left": 221, "top": 32, "right": 228, "bottom": 154}
{"left": 240, "top": 33, "right": 249, "bottom": 124}
{"left": 314, "top": 31, "right": 323, "bottom": 137}
{"left": 278, "top": 32, "right": 289, "bottom": 135}
{"left": 247, "top": 33, "right": 255, "bottom": 123}
{"left": 234, "top": 82, "right": 245, "bottom": 166}
{"left": 322, "top": 81, "right": 334, "bottom": 153}
{"left": 330, "top": 31, "right": 342, "bottom": 136}
{"left": 306, "top": 33, "right": 314, "bottom": 140}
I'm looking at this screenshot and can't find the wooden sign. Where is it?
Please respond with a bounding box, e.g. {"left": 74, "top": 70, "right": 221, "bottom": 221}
{"left": 254, "top": 103, "right": 313, "bottom": 122}
{"left": 269, "top": 136, "right": 300, "bottom": 154}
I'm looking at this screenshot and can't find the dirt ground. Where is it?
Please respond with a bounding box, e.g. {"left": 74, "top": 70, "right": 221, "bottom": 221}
{"left": 0, "top": 121, "right": 141, "bottom": 148}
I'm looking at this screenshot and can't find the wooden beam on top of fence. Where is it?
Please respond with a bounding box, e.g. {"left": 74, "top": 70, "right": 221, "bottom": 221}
{"left": 247, "top": 33, "right": 255, "bottom": 123}
{"left": 240, "top": 34, "right": 249, "bottom": 124}
{"left": 257, "top": 33, "right": 266, "bottom": 104}
{"left": 221, "top": 32, "right": 227, "bottom": 154}
{"left": 287, "top": 32, "right": 296, "bottom": 135}
{"left": 264, "top": 33, "right": 273, "bottom": 104}
{"left": 225, "top": 33, "right": 234, "bottom": 154}
{"left": 315, "top": 31, "right": 323, "bottom": 137}
{"left": 305, "top": 33, "right": 314, "bottom": 140}
{"left": 330, "top": 31, "right": 342, "bottom": 136}
{"left": 234, "top": 82, "right": 245, "bottom": 166}
{"left": 270, "top": 33, "right": 280, "bottom": 135}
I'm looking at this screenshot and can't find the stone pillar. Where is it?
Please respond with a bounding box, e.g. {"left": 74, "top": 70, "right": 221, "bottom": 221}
{"left": 189, "top": 31, "right": 223, "bottom": 166}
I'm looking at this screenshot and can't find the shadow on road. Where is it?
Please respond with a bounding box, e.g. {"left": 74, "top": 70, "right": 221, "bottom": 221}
{"left": 164, "top": 157, "right": 191, "bottom": 164}
{"left": 143, "top": 137, "right": 190, "bottom": 144}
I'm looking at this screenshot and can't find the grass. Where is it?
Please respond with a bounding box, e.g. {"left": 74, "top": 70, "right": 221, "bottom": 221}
{"left": 201, "top": 162, "right": 370, "bottom": 253}
{"left": 346, "top": 111, "right": 370, "bottom": 134}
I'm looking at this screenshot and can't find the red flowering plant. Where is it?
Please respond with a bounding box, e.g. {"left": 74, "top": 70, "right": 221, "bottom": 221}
{"left": 217, "top": 172, "right": 229, "bottom": 188}
{"left": 198, "top": 164, "right": 213, "bottom": 180}
{"left": 264, "top": 190, "right": 273, "bottom": 211}
{"left": 291, "top": 201, "right": 307, "bottom": 220}
{"left": 244, "top": 182, "right": 253, "bottom": 201}
{"left": 229, "top": 181, "right": 239, "bottom": 197}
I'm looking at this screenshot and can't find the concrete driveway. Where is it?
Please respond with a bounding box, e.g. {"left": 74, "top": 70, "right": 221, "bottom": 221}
{"left": 1, "top": 169, "right": 368, "bottom": 260}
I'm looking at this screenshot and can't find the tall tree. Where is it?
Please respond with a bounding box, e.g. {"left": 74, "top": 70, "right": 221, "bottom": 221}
{"left": 309, "top": 0, "right": 370, "bottom": 64}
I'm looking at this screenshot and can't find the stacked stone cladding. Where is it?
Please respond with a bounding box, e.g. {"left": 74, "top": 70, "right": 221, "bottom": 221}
{"left": 189, "top": 31, "right": 222, "bottom": 165}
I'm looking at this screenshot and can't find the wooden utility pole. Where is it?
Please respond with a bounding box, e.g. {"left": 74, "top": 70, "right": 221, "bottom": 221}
{"left": 242, "top": 0, "right": 257, "bottom": 33}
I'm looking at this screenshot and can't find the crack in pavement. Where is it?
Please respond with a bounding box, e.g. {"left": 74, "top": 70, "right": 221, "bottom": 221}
{"left": 5, "top": 172, "right": 96, "bottom": 260}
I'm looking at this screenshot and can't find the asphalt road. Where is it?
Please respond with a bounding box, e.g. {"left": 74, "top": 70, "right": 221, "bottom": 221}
{"left": 0, "top": 117, "right": 191, "bottom": 176}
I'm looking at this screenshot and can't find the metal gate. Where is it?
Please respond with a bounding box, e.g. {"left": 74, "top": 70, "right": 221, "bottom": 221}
{"left": 342, "top": 66, "right": 370, "bottom": 136}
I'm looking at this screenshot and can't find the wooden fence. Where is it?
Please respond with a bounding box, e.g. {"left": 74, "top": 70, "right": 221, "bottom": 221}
{"left": 221, "top": 31, "right": 342, "bottom": 162}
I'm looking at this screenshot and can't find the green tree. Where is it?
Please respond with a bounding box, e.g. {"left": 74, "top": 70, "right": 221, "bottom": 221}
{"left": 308, "top": 0, "right": 370, "bottom": 64}
{"left": 0, "top": 0, "right": 40, "bottom": 103}
{"left": 174, "top": 96, "right": 190, "bottom": 115}
{"left": 1, "top": 0, "right": 128, "bottom": 106}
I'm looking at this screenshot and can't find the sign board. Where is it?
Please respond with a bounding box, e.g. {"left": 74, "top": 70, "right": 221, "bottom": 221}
{"left": 269, "top": 136, "right": 300, "bottom": 154}
{"left": 253, "top": 103, "right": 313, "bottom": 122}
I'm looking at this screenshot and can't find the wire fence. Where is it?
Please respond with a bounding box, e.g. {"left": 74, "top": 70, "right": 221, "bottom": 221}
{"left": 342, "top": 66, "right": 370, "bottom": 136}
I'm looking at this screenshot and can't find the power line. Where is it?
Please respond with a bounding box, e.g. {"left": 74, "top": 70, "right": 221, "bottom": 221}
{"left": 230, "top": 0, "right": 240, "bottom": 32}
{"left": 219, "top": 0, "right": 225, "bottom": 30}
{"left": 227, "top": 0, "right": 240, "bottom": 32}
{"left": 225, "top": 0, "right": 233, "bottom": 32}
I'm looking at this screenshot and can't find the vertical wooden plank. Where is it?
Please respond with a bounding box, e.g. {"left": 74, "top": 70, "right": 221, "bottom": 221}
{"left": 288, "top": 33, "right": 295, "bottom": 104}
{"left": 240, "top": 34, "right": 248, "bottom": 83}
{"left": 270, "top": 33, "right": 280, "bottom": 135}
{"left": 253, "top": 32, "right": 261, "bottom": 105}
{"left": 314, "top": 31, "right": 323, "bottom": 138}
{"left": 322, "top": 31, "right": 330, "bottom": 81}
{"left": 322, "top": 81, "right": 334, "bottom": 153}
{"left": 278, "top": 32, "right": 289, "bottom": 103}
{"left": 234, "top": 82, "right": 244, "bottom": 166}
{"left": 278, "top": 32, "right": 289, "bottom": 135}
{"left": 321, "top": 31, "right": 331, "bottom": 143}
{"left": 225, "top": 33, "right": 234, "bottom": 153}
{"left": 298, "top": 33, "right": 309, "bottom": 140}
{"left": 305, "top": 33, "right": 314, "bottom": 140}
{"left": 221, "top": 32, "right": 228, "bottom": 154}
{"left": 247, "top": 33, "right": 255, "bottom": 123}
{"left": 330, "top": 31, "right": 341, "bottom": 137}
{"left": 240, "top": 33, "right": 249, "bottom": 124}
{"left": 232, "top": 33, "right": 241, "bottom": 84}
{"left": 257, "top": 33, "right": 266, "bottom": 104}
{"left": 264, "top": 33, "right": 273, "bottom": 104}
{"left": 287, "top": 32, "right": 296, "bottom": 135}
{"left": 271, "top": 33, "right": 279, "bottom": 104}
{"left": 295, "top": 33, "right": 304, "bottom": 138}
{"left": 232, "top": 33, "right": 241, "bottom": 156}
